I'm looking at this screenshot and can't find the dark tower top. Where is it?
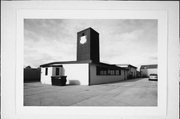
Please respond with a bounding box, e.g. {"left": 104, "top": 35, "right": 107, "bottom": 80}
{"left": 77, "top": 27, "right": 100, "bottom": 63}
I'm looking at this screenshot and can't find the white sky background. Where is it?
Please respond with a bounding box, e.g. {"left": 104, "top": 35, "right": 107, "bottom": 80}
{"left": 24, "top": 19, "right": 157, "bottom": 69}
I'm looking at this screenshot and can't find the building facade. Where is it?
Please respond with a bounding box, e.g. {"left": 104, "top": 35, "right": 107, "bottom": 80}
{"left": 140, "top": 64, "right": 158, "bottom": 77}
{"left": 116, "top": 64, "right": 137, "bottom": 79}
{"left": 40, "top": 27, "right": 128, "bottom": 85}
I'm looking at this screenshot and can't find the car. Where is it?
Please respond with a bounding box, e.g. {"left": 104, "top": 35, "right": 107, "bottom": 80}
{"left": 149, "top": 74, "right": 158, "bottom": 81}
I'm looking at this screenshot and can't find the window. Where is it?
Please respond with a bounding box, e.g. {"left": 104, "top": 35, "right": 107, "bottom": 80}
{"left": 96, "top": 66, "right": 122, "bottom": 76}
{"left": 108, "top": 70, "right": 111, "bottom": 75}
{"left": 56, "top": 68, "right": 60, "bottom": 75}
{"left": 116, "top": 70, "right": 119, "bottom": 75}
{"left": 100, "top": 71, "right": 104, "bottom": 75}
{"left": 111, "top": 70, "right": 114, "bottom": 75}
{"left": 96, "top": 66, "right": 100, "bottom": 75}
{"left": 45, "top": 68, "right": 48, "bottom": 75}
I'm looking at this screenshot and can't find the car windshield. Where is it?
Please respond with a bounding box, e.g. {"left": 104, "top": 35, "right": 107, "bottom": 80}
{"left": 150, "top": 74, "right": 157, "bottom": 76}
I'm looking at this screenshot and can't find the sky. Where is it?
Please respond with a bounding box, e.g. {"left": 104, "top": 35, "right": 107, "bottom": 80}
{"left": 24, "top": 19, "right": 158, "bottom": 69}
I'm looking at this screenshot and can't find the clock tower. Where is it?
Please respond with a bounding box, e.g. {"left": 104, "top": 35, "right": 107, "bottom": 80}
{"left": 77, "top": 27, "right": 100, "bottom": 63}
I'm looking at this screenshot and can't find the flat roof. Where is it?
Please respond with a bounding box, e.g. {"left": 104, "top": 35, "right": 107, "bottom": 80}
{"left": 40, "top": 60, "right": 92, "bottom": 67}
{"left": 93, "top": 62, "right": 128, "bottom": 70}
{"left": 140, "top": 64, "right": 158, "bottom": 69}
{"left": 40, "top": 60, "right": 128, "bottom": 70}
{"left": 116, "top": 64, "right": 137, "bottom": 69}
{"left": 77, "top": 27, "right": 99, "bottom": 34}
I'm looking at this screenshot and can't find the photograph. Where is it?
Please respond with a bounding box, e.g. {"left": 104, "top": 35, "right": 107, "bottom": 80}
{"left": 24, "top": 19, "right": 158, "bottom": 106}
{"left": 2, "top": 1, "right": 179, "bottom": 119}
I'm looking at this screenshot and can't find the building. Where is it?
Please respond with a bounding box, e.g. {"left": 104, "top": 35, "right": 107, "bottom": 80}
{"left": 40, "top": 27, "right": 128, "bottom": 85}
{"left": 140, "top": 64, "right": 158, "bottom": 77}
{"left": 136, "top": 70, "right": 141, "bottom": 78}
{"left": 116, "top": 64, "right": 137, "bottom": 79}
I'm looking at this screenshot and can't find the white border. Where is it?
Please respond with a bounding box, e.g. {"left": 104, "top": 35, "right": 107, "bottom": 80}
{"left": 17, "top": 9, "right": 166, "bottom": 115}
{"left": 1, "top": 1, "right": 179, "bottom": 119}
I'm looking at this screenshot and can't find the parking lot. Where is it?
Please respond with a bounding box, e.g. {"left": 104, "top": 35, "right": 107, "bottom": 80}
{"left": 24, "top": 78, "right": 157, "bottom": 106}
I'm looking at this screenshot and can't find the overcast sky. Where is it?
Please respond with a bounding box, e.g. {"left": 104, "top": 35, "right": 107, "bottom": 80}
{"left": 24, "top": 19, "right": 157, "bottom": 69}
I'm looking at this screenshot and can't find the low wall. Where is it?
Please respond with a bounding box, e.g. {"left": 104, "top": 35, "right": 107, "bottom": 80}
{"left": 24, "top": 68, "right": 40, "bottom": 83}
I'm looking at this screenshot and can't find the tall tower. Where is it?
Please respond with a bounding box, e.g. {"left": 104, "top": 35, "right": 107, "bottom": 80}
{"left": 77, "top": 27, "right": 99, "bottom": 63}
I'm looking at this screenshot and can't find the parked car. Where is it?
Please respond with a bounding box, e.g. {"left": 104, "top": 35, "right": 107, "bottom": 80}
{"left": 149, "top": 74, "right": 158, "bottom": 81}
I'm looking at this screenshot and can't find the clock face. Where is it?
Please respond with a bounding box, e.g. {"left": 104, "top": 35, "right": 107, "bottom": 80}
{"left": 80, "top": 36, "right": 87, "bottom": 44}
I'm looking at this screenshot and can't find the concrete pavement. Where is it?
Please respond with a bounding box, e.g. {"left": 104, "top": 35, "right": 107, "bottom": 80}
{"left": 24, "top": 78, "right": 157, "bottom": 106}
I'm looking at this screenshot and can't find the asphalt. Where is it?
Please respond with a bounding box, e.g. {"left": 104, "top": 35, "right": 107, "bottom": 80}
{"left": 24, "top": 78, "right": 157, "bottom": 106}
